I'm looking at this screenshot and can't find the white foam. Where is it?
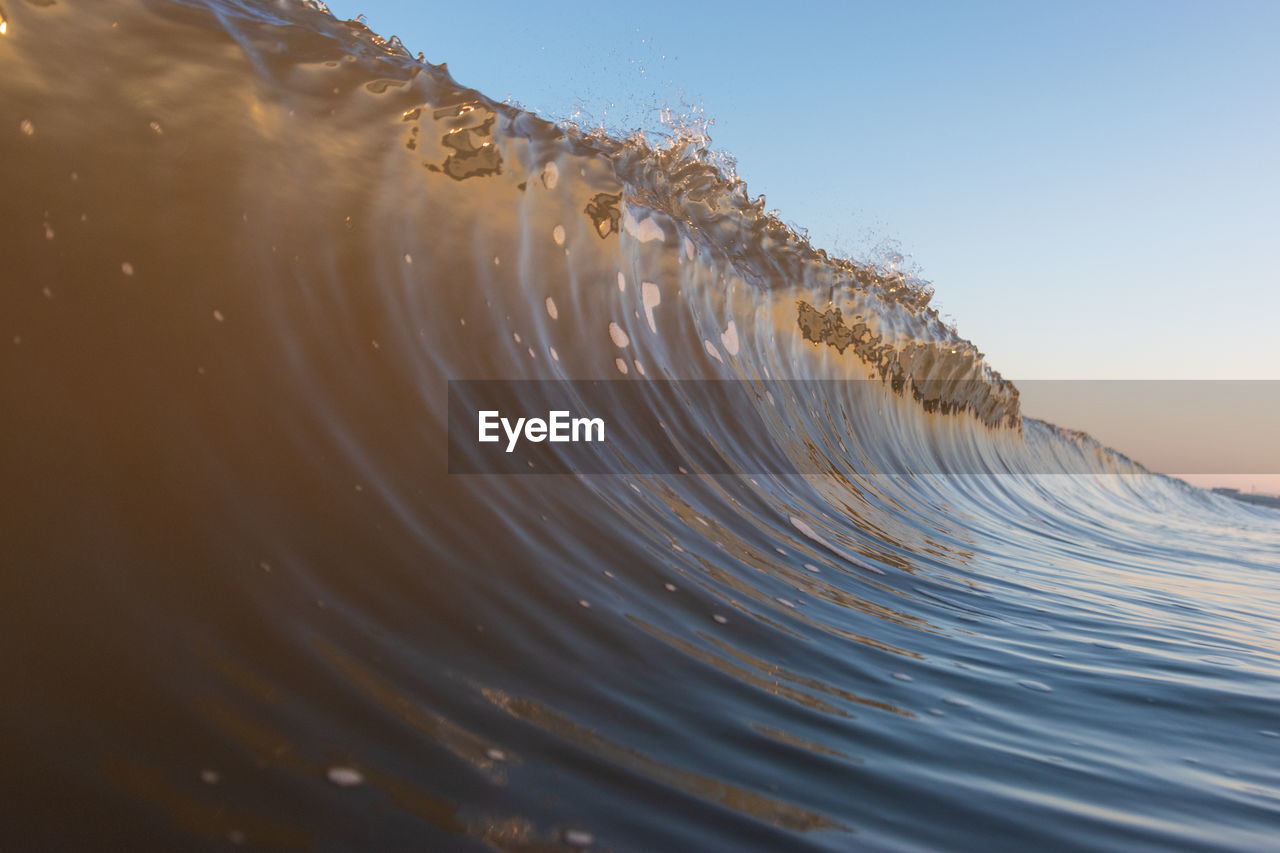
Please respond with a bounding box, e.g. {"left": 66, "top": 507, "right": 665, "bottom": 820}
{"left": 552, "top": 224, "right": 565, "bottom": 246}
{"left": 541, "top": 161, "right": 558, "bottom": 189}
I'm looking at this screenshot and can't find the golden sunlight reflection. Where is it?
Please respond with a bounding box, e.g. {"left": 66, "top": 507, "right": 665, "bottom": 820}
{"left": 481, "top": 686, "right": 848, "bottom": 833}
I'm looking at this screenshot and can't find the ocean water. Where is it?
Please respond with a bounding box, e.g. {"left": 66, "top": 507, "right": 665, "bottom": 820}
{"left": 2, "top": 1, "right": 1279, "bottom": 850}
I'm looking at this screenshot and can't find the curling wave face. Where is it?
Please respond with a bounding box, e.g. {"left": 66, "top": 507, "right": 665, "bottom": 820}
{"left": 2, "top": 1, "right": 1279, "bottom": 850}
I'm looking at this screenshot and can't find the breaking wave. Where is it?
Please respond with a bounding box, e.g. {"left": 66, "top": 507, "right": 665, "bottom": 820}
{"left": 3, "top": 1, "right": 1278, "bottom": 850}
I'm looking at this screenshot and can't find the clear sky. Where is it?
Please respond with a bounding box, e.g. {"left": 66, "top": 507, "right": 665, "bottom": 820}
{"left": 326, "top": 1, "right": 1279, "bottom": 489}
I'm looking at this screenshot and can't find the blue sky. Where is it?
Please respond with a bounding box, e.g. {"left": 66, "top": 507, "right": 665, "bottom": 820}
{"left": 326, "top": 1, "right": 1279, "bottom": 487}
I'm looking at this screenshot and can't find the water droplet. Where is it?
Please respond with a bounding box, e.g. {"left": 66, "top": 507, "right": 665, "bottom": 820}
{"left": 326, "top": 766, "right": 363, "bottom": 787}
{"left": 640, "top": 282, "right": 661, "bottom": 334}
{"left": 121, "top": 262, "right": 134, "bottom": 276}
{"left": 608, "top": 322, "right": 630, "bottom": 348}
{"left": 19, "top": 119, "right": 34, "bottom": 136}
{"left": 1018, "top": 680, "right": 1053, "bottom": 693}
{"left": 564, "top": 829, "right": 594, "bottom": 847}
{"left": 721, "top": 320, "right": 739, "bottom": 356}
{"left": 200, "top": 769, "right": 220, "bottom": 785}
{"left": 485, "top": 748, "right": 507, "bottom": 761}
{"left": 552, "top": 225, "right": 565, "bottom": 246}
{"left": 892, "top": 672, "right": 913, "bottom": 682}
{"left": 615, "top": 358, "right": 628, "bottom": 374}
{"left": 545, "top": 297, "right": 558, "bottom": 320}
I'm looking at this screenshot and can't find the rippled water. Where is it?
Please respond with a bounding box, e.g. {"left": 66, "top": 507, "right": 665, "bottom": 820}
{"left": 3, "top": 2, "right": 1279, "bottom": 850}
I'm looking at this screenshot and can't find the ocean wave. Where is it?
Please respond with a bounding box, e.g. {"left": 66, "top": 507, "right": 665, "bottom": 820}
{"left": 3, "top": 1, "right": 1278, "bottom": 850}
